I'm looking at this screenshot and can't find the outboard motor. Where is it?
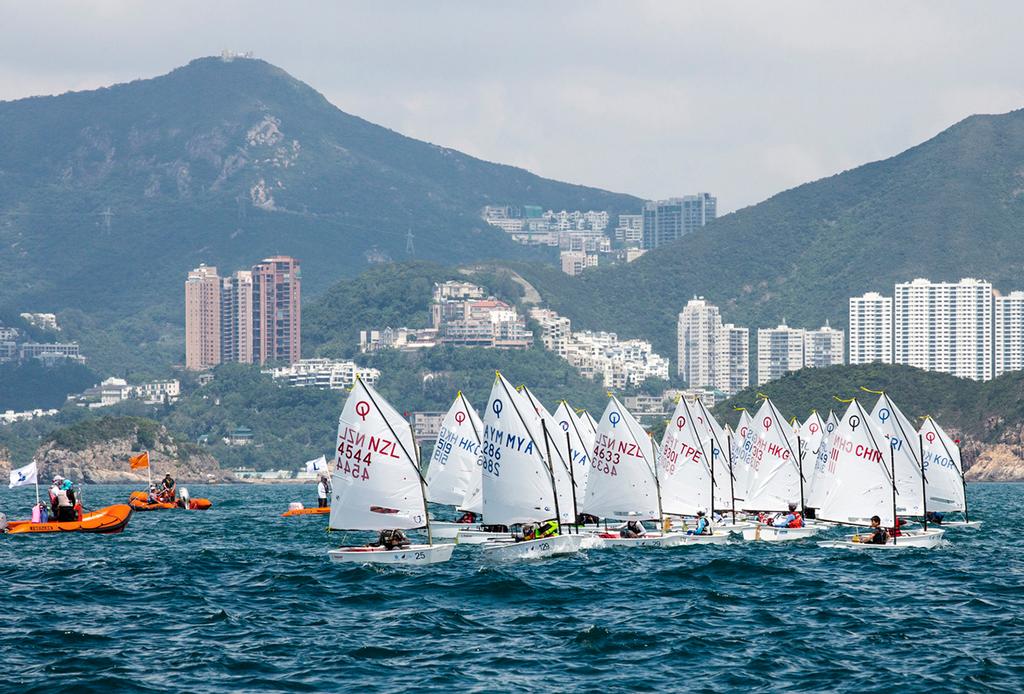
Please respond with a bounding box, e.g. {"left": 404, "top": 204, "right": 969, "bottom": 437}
{"left": 179, "top": 487, "right": 191, "bottom": 510}
{"left": 289, "top": 502, "right": 304, "bottom": 512}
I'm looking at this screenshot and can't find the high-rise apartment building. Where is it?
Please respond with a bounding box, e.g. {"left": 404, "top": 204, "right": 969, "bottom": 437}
{"left": 894, "top": 278, "right": 992, "bottom": 381}
{"left": 757, "top": 323, "right": 805, "bottom": 385}
{"left": 995, "top": 291, "right": 1024, "bottom": 377}
{"left": 185, "top": 265, "right": 221, "bottom": 371}
{"left": 675, "top": 297, "right": 749, "bottom": 395}
{"left": 716, "top": 323, "right": 750, "bottom": 395}
{"left": 804, "top": 323, "right": 844, "bottom": 368}
{"left": 677, "top": 298, "right": 721, "bottom": 384}
{"left": 220, "top": 270, "right": 253, "bottom": 364}
{"left": 849, "top": 292, "right": 893, "bottom": 365}
{"left": 252, "top": 256, "right": 302, "bottom": 366}
{"left": 185, "top": 257, "right": 301, "bottom": 370}
{"left": 641, "top": 194, "right": 717, "bottom": 250}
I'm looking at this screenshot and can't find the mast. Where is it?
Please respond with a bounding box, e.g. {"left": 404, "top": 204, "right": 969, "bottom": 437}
{"left": 566, "top": 431, "right": 579, "bottom": 532}
{"left": 727, "top": 431, "right": 736, "bottom": 523}
{"left": 797, "top": 435, "right": 805, "bottom": 513}
{"left": 649, "top": 434, "right": 665, "bottom": 528}
{"left": 890, "top": 439, "right": 898, "bottom": 546}
{"left": 541, "top": 419, "right": 563, "bottom": 535}
{"left": 919, "top": 433, "right": 928, "bottom": 531}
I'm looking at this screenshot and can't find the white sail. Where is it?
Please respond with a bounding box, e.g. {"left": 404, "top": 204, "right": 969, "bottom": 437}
{"left": 825, "top": 410, "right": 839, "bottom": 433}
{"left": 425, "top": 392, "right": 482, "bottom": 506}
{"left": 584, "top": 396, "right": 661, "bottom": 520}
{"left": 329, "top": 379, "right": 426, "bottom": 531}
{"left": 869, "top": 394, "right": 925, "bottom": 515}
{"left": 694, "top": 400, "right": 734, "bottom": 512}
{"left": 520, "top": 387, "right": 576, "bottom": 523}
{"left": 659, "top": 398, "right": 713, "bottom": 515}
{"left": 554, "top": 401, "right": 593, "bottom": 502}
{"left": 732, "top": 410, "right": 755, "bottom": 502}
{"left": 742, "top": 399, "right": 802, "bottom": 512}
{"left": 816, "top": 400, "right": 895, "bottom": 526}
{"left": 579, "top": 410, "right": 598, "bottom": 440}
{"left": 919, "top": 417, "right": 966, "bottom": 512}
{"left": 797, "top": 412, "right": 827, "bottom": 506}
{"left": 479, "top": 374, "right": 559, "bottom": 526}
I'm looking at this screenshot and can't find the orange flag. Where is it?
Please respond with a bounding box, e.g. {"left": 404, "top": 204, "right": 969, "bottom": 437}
{"left": 129, "top": 451, "right": 150, "bottom": 470}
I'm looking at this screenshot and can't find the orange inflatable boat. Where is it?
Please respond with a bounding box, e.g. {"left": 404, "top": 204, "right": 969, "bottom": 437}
{"left": 281, "top": 506, "right": 330, "bottom": 517}
{"left": 129, "top": 491, "right": 213, "bottom": 511}
{"left": 5, "top": 504, "right": 133, "bottom": 534}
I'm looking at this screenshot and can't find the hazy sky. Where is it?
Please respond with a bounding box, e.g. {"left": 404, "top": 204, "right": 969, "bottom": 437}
{"left": 2, "top": 1, "right": 1022, "bottom": 212}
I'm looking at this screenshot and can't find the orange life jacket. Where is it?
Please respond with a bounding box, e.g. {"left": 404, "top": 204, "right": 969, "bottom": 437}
{"left": 787, "top": 512, "right": 803, "bottom": 528}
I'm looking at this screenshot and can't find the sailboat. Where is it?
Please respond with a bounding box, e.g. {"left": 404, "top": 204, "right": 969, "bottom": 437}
{"left": 327, "top": 378, "right": 456, "bottom": 564}
{"left": 868, "top": 392, "right": 928, "bottom": 518}
{"left": 693, "top": 399, "right": 749, "bottom": 533}
{"left": 519, "top": 387, "right": 580, "bottom": 529}
{"left": 797, "top": 411, "right": 828, "bottom": 519}
{"left": 740, "top": 398, "right": 825, "bottom": 542}
{"left": 657, "top": 397, "right": 731, "bottom": 544}
{"left": 731, "top": 409, "right": 755, "bottom": 508}
{"left": 816, "top": 399, "right": 945, "bottom": 549}
{"left": 423, "top": 392, "right": 493, "bottom": 541}
{"left": 584, "top": 396, "right": 692, "bottom": 547}
{"left": 919, "top": 416, "right": 981, "bottom": 528}
{"left": 479, "top": 374, "right": 583, "bottom": 560}
{"left": 553, "top": 400, "right": 594, "bottom": 507}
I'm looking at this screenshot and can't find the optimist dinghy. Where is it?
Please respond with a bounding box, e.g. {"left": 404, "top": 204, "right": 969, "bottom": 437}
{"left": 738, "top": 399, "right": 824, "bottom": 542}
{"left": 478, "top": 374, "right": 583, "bottom": 561}
{"left": 815, "top": 399, "right": 945, "bottom": 551}
{"left": 326, "top": 378, "right": 455, "bottom": 565}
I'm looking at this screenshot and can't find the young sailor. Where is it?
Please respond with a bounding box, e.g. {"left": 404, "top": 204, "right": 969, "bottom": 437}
{"left": 862, "top": 516, "right": 889, "bottom": 545}
{"left": 373, "top": 529, "right": 411, "bottom": 551}
{"left": 773, "top": 502, "right": 804, "bottom": 528}
{"left": 619, "top": 520, "right": 646, "bottom": 538}
{"left": 687, "top": 510, "right": 713, "bottom": 535}
{"left": 316, "top": 474, "right": 331, "bottom": 508}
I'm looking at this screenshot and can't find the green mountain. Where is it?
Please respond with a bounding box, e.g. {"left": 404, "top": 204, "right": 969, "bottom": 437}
{"left": 0, "top": 56, "right": 639, "bottom": 374}
{"left": 518, "top": 108, "right": 1024, "bottom": 357}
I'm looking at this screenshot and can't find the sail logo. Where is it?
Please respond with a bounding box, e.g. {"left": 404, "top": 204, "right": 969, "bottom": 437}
{"left": 763, "top": 417, "right": 773, "bottom": 430}
{"left": 455, "top": 411, "right": 466, "bottom": 425}
{"left": 492, "top": 400, "right": 503, "bottom": 418}
{"left": 355, "top": 401, "right": 370, "bottom": 421}
{"left": 609, "top": 412, "right": 621, "bottom": 428}
{"left": 559, "top": 420, "right": 569, "bottom": 431}
{"left": 878, "top": 408, "right": 891, "bottom": 423}
{"left": 676, "top": 416, "right": 686, "bottom": 430}
{"left": 925, "top": 431, "right": 936, "bottom": 444}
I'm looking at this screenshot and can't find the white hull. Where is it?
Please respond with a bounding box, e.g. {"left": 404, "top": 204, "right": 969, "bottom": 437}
{"left": 941, "top": 520, "right": 982, "bottom": 528}
{"left": 328, "top": 543, "right": 456, "bottom": 565}
{"left": 482, "top": 533, "right": 583, "bottom": 561}
{"left": 671, "top": 532, "right": 731, "bottom": 545}
{"left": 429, "top": 522, "right": 481, "bottom": 539}
{"left": 456, "top": 529, "right": 514, "bottom": 545}
{"left": 818, "top": 528, "right": 946, "bottom": 550}
{"left": 714, "top": 522, "right": 753, "bottom": 534}
{"left": 597, "top": 533, "right": 688, "bottom": 548}
{"left": 742, "top": 523, "right": 825, "bottom": 542}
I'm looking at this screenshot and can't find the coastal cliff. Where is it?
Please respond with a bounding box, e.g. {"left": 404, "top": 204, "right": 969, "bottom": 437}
{"left": 30, "top": 416, "right": 230, "bottom": 484}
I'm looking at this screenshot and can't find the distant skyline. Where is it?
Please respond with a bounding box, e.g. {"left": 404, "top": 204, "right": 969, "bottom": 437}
{"left": 2, "top": 1, "right": 1023, "bottom": 213}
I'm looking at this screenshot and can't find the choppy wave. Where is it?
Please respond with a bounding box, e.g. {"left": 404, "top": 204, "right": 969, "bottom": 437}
{"left": 2, "top": 483, "right": 1023, "bottom": 692}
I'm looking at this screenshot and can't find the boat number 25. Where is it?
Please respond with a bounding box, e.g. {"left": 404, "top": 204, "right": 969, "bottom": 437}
{"left": 414, "top": 551, "right": 426, "bottom": 560}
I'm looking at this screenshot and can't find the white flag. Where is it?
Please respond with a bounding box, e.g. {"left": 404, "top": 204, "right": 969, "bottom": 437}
{"left": 9, "top": 461, "right": 38, "bottom": 489}
{"left": 304, "top": 455, "right": 327, "bottom": 473}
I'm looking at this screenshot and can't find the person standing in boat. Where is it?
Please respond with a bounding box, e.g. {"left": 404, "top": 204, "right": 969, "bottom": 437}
{"left": 316, "top": 474, "right": 331, "bottom": 508}
{"left": 159, "top": 473, "right": 176, "bottom": 502}
{"left": 52, "top": 478, "right": 77, "bottom": 522}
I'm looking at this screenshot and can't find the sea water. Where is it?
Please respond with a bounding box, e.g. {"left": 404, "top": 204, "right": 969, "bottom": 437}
{"left": 1, "top": 483, "right": 1022, "bottom": 692}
